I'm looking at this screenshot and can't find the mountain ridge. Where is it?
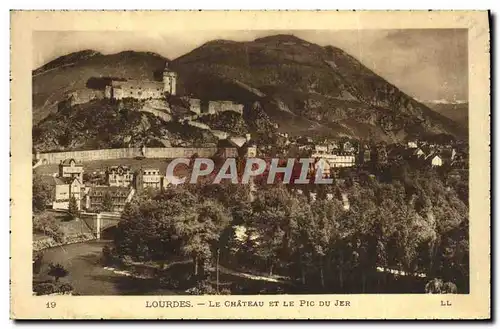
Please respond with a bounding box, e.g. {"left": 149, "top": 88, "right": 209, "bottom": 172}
{"left": 171, "top": 34, "right": 465, "bottom": 140}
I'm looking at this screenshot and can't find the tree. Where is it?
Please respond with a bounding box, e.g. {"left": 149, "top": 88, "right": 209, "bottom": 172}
{"left": 33, "top": 251, "right": 44, "bottom": 275}
{"left": 48, "top": 263, "right": 69, "bottom": 282}
{"left": 177, "top": 200, "right": 231, "bottom": 276}
{"left": 102, "top": 192, "right": 114, "bottom": 212}
{"left": 442, "top": 281, "right": 458, "bottom": 294}
{"left": 33, "top": 213, "right": 63, "bottom": 242}
{"left": 33, "top": 174, "right": 51, "bottom": 213}
{"left": 250, "top": 185, "right": 305, "bottom": 276}
{"left": 296, "top": 200, "right": 342, "bottom": 289}
{"left": 67, "top": 196, "right": 79, "bottom": 220}
{"left": 114, "top": 187, "right": 230, "bottom": 278}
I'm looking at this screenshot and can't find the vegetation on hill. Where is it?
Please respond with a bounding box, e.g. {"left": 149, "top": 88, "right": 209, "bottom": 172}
{"left": 32, "top": 98, "right": 215, "bottom": 152}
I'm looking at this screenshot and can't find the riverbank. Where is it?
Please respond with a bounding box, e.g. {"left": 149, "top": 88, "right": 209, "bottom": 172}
{"left": 33, "top": 233, "right": 96, "bottom": 251}
{"left": 35, "top": 240, "right": 179, "bottom": 295}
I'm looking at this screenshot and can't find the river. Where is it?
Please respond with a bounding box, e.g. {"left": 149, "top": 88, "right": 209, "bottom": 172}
{"left": 37, "top": 240, "right": 179, "bottom": 295}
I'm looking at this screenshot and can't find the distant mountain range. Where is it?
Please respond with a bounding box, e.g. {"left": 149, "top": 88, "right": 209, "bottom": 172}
{"left": 32, "top": 34, "right": 467, "bottom": 151}
{"left": 423, "top": 101, "right": 468, "bottom": 128}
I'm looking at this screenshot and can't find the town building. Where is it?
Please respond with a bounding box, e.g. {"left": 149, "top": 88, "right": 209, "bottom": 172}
{"left": 407, "top": 141, "right": 418, "bottom": 149}
{"left": 311, "top": 152, "right": 356, "bottom": 168}
{"left": 59, "top": 158, "right": 84, "bottom": 183}
{"left": 229, "top": 136, "right": 248, "bottom": 148}
{"left": 52, "top": 176, "right": 83, "bottom": 210}
{"left": 358, "top": 148, "right": 371, "bottom": 164}
{"left": 246, "top": 144, "right": 258, "bottom": 158}
{"left": 217, "top": 139, "right": 239, "bottom": 158}
{"left": 238, "top": 134, "right": 257, "bottom": 158}
{"left": 298, "top": 144, "right": 313, "bottom": 153}
{"left": 313, "top": 158, "right": 331, "bottom": 177}
{"left": 106, "top": 165, "right": 134, "bottom": 187}
{"left": 342, "top": 141, "right": 356, "bottom": 154}
{"left": 413, "top": 147, "right": 427, "bottom": 158}
{"left": 428, "top": 154, "right": 443, "bottom": 167}
{"left": 135, "top": 168, "right": 163, "bottom": 190}
{"left": 314, "top": 145, "right": 328, "bottom": 154}
{"left": 327, "top": 142, "right": 340, "bottom": 153}
{"left": 330, "top": 153, "right": 356, "bottom": 168}
{"left": 238, "top": 141, "right": 258, "bottom": 158}
{"left": 85, "top": 186, "right": 135, "bottom": 213}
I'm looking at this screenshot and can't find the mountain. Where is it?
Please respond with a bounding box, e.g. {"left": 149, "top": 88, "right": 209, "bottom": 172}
{"left": 170, "top": 34, "right": 466, "bottom": 141}
{"left": 424, "top": 101, "right": 468, "bottom": 128}
{"left": 32, "top": 35, "right": 467, "bottom": 151}
{"left": 32, "top": 50, "right": 168, "bottom": 123}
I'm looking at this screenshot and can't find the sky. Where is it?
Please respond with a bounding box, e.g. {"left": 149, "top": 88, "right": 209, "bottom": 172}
{"left": 33, "top": 29, "right": 468, "bottom": 102}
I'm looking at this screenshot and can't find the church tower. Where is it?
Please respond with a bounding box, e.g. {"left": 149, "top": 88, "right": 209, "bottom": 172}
{"left": 163, "top": 62, "right": 177, "bottom": 95}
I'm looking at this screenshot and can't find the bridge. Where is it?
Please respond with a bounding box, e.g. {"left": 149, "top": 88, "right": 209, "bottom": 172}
{"left": 81, "top": 212, "right": 122, "bottom": 239}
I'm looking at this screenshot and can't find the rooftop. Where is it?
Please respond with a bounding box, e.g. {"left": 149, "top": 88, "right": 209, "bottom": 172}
{"left": 60, "top": 158, "right": 82, "bottom": 166}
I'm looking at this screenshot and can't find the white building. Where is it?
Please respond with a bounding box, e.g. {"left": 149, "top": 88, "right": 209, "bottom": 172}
{"left": 106, "top": 165, "right": 134, "bottom": 187}
{"left": 136, "top": 168, "right": 163, "bottom": 190}
{"left": 314, "top": 145, "right": 328, "bottom": 154}
{"left": 407, "top": 141, "right": 418, "bottom": 149}
{"left": 314, "top": 158, "right": 331, "bottom": 177}
{"left": 311, "top": 152, "right": 356, "bottom": 168}
{"left": 429, "top": 154, "right": 443, "bottom": 167}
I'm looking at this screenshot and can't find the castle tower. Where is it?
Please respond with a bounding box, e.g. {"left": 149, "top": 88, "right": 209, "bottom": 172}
{"left": 163, "top": 62, "right": 177, "bottom": 96}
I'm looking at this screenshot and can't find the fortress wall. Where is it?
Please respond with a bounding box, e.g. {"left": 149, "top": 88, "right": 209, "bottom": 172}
{"left": 144, "top": 99, "right": 171, "bottom": 111}
{"left": 188, "top": 98, "right": 201, "bottom": 115}
{"left": 37, "top": 147, "right": 218, "bottom": 164}
{"left": 70, "top": 89, "right": 105, "bottom": 106}
{"left": 144, "top": 147, "right": 217, "bottom": 158}
{"left": 141, "top": 107, "right": 173, "bottom": 122}
{"left": 208, "top": 101, "right": 244, "bottom": 115}
{"left": 186, "top": 121, "right": 211, "bottom": 130}
{"left": 38, "top": 148, "right": 142, "bottom": 164}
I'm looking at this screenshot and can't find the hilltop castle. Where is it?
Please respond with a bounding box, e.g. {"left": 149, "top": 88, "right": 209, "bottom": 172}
{"left": 104, "top": 63, "right": 177, "bottom": 100}
{"left": 100, "top": 62, "right": 243, "bottom": 117}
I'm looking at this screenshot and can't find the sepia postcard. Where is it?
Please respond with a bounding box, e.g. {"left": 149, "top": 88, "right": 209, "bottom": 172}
{"left": 10, "top": 10, "right": 490, "bottom": 319}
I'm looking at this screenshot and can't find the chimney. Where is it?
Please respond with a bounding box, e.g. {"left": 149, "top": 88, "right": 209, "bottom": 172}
{"left": 245, "top": 133, "right": 251, "bottom": 142}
